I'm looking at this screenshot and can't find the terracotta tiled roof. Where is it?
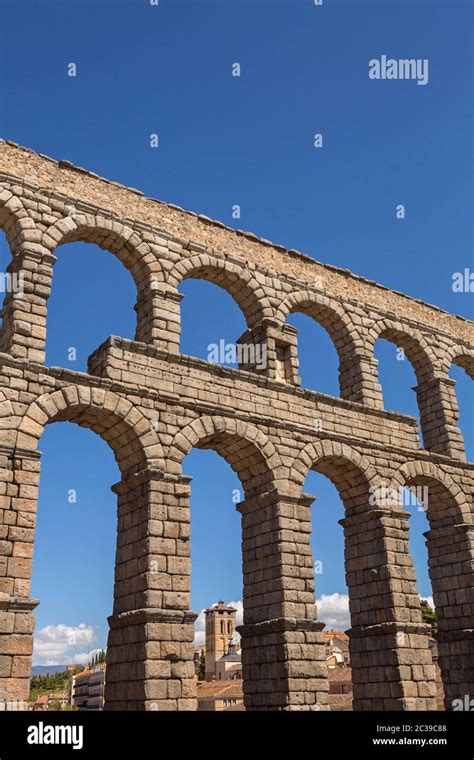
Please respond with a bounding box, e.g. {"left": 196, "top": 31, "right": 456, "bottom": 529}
{"left": 35, "top": 695, "right": 49, "bottom": 704}
{"left": 74, "top": 670, "right": 91, "bottom": 680}
{"left": 197, "top": 680, "right": 243, "bottom": 699}
{"left": 329, "top": 693, "right": 353, "bottom": 710}
{"left": 328, "top": 666, "right": 352, "bottom": 683}
{"left": 204, "top": 601, "right": 237, "bottom": 614}
{"left": 323, "top": 630, "right": 349, "bottom": 641}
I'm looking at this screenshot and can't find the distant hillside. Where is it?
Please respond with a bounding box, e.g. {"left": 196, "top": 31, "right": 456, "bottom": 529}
{"left": 31, "top": 665, "right": 78, "bottom": 676}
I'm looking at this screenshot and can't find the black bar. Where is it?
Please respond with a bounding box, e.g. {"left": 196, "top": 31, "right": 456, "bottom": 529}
{"left": 0, "top": 710, "right": 472, "bottom": 758}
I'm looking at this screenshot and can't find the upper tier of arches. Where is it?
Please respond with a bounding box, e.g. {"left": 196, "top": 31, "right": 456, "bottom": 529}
{"left": 0, "top": 190, "right": 472, "bottom": 461}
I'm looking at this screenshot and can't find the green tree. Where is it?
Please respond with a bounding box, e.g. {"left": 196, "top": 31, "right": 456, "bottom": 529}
{"left": 29, "top": 671, "right": 69, "bottom": 702}
{"left": 420, "top": 599, "right": 438, "bottom": 636}
{"left": 198, "top": 650, "right": 206, "bottom": 681}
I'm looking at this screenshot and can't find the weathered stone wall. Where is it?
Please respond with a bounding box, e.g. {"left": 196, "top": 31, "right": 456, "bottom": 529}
{"left": 0, "top": 141, "right": 472, "bottom": 711}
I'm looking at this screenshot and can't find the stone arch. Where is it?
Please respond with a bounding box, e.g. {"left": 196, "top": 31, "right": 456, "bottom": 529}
{"left": 0, "top": 192, "right": 51, "bottom": 359}
{"left": 275, "top": 290, "right": 362, "bottom": 361}
{"left": 167, "top": 415, "right": 281, "bottom": 497}
{"left": 8, "top": 386, "right": 165, "bottom": 709}
{"left": 393, "top": 459, "right": 470, "bottom": 527}
{"left": 43, "top": 213, "right": 162, "bottom": 287}
{"left": 447, "top": 350, "right": 474, "bottom": 462}
{"left": 168, "top": 253, "right": 273, "bottom": 330}
{"left": 16, "top": 386, "right": 163, "bottom": 476}
{"left": 288, "top": 439, "right": 436, "bottom": 710}
{"left": 40, "top": 213, "right": 165, "bottom": 348}
{"left": 0, "top": 188, "right": 40, "bottom": 256}
{"left": 368, "top": 320, "right": 460, "bottom": 455}
{"left": 368, "top": 318, "right": 437, "bottom": 383}
{"left": 438, "top": 341, "right": 474, "bottom": 379}
{"left": 289, "top": 438, "right": 383, "bottom": 504}
{"left": 392, "top": 459, "right": 473, "bottom": 707}
{"left": 449, "top": 350, "right": 474, "bottom": 380}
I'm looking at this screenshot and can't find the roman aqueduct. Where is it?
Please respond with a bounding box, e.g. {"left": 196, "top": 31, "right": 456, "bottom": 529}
{"left": 0, "top": 141, "right": 472, "bottom": 710}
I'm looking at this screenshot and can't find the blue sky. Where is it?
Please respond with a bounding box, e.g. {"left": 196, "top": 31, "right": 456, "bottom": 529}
{"left": 0, "top": 0, "right": 472, "bottom": 664}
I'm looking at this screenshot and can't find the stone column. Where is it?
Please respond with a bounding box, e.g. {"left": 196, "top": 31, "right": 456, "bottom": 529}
{"left": 105, "top": 469, "right": 197, "bottom": 711}
{"left": 134, "top": 281, "right": 183, "bottom": 352}
{"left": 237, "top": 490, "right": 329, "bottom": 711}
{"left": 341, "top": 508, "right": 437, "bottom": 710}
{"left": 0, "top": 248, "right": 56, "bottom": 363}
{"left": 414, "top": 377, "right": 466, "bottom": 461}
{"left": 424, "top": 521, "right": 474, "bottom": 709}
{"left": 0, "top": 446, "right": 41, "bottom": 704}
{"left": 338, "top": 353, "right": 384, "bottom": 409}
{"left": 0, "top": 597, "right": 38, "bottom": 706}
{"left": 237, "top": 321, "right": 301, "bottom": 384}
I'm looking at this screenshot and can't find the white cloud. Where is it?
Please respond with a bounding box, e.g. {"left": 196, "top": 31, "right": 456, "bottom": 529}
{"left": 316, "top": 593, "right": 350, "bottom": 631}
{"left": 193, "top": 611, "right": 206, "bottom": 647}
{"left": 33, "top": 624, "right": 97, "bottom": 666}
{"left": 193, "top": 600, "right": 243, "bottom": 646}
{"left": 315, "top": 593, "right": 434, "bottom": 632}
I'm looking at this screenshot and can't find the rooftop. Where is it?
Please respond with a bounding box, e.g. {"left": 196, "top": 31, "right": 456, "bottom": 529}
{"left": 328, "top": 666, "right": 352, "bottom": 684}
{"left": 196, "top": 680, "right": 243, "bottom": 700}
{"left": 219, "top": 654, "right": 241, "bottom": 663}
{"left": 323, "top": 630, "right": 349, "bottom": 641}
{"left": 205, "top": 600, "right": 237, "bottom": 614}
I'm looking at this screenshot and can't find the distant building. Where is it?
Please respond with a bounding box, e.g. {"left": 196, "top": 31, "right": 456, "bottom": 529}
{"left": 324, "top": 629, "right": 350, "bottom": 668}
{"left": 328, "top": 666, "right": 353, "bottom": 711}
{"left": 72, "top": 663, "right": 105, "bottom": 711}
{"left": 326, "top": 648, "right": 346, "bottom": 668}
{"left": 204, "top": 601, "right": 239, "bottom": 681}
{"left": 215, "top": 642, "right": 242, "bottom": 681}
{"left": 48, "top": 691, "right": 69, "bottom": 708}
{"left": 32, "top": 694, "right": 49, "bottom": 711}
{"left": 197, "top": 679, "right": 244, "bottom": 711}
{"left": 32, "top": 691, "right": 69, "bottom": 711}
